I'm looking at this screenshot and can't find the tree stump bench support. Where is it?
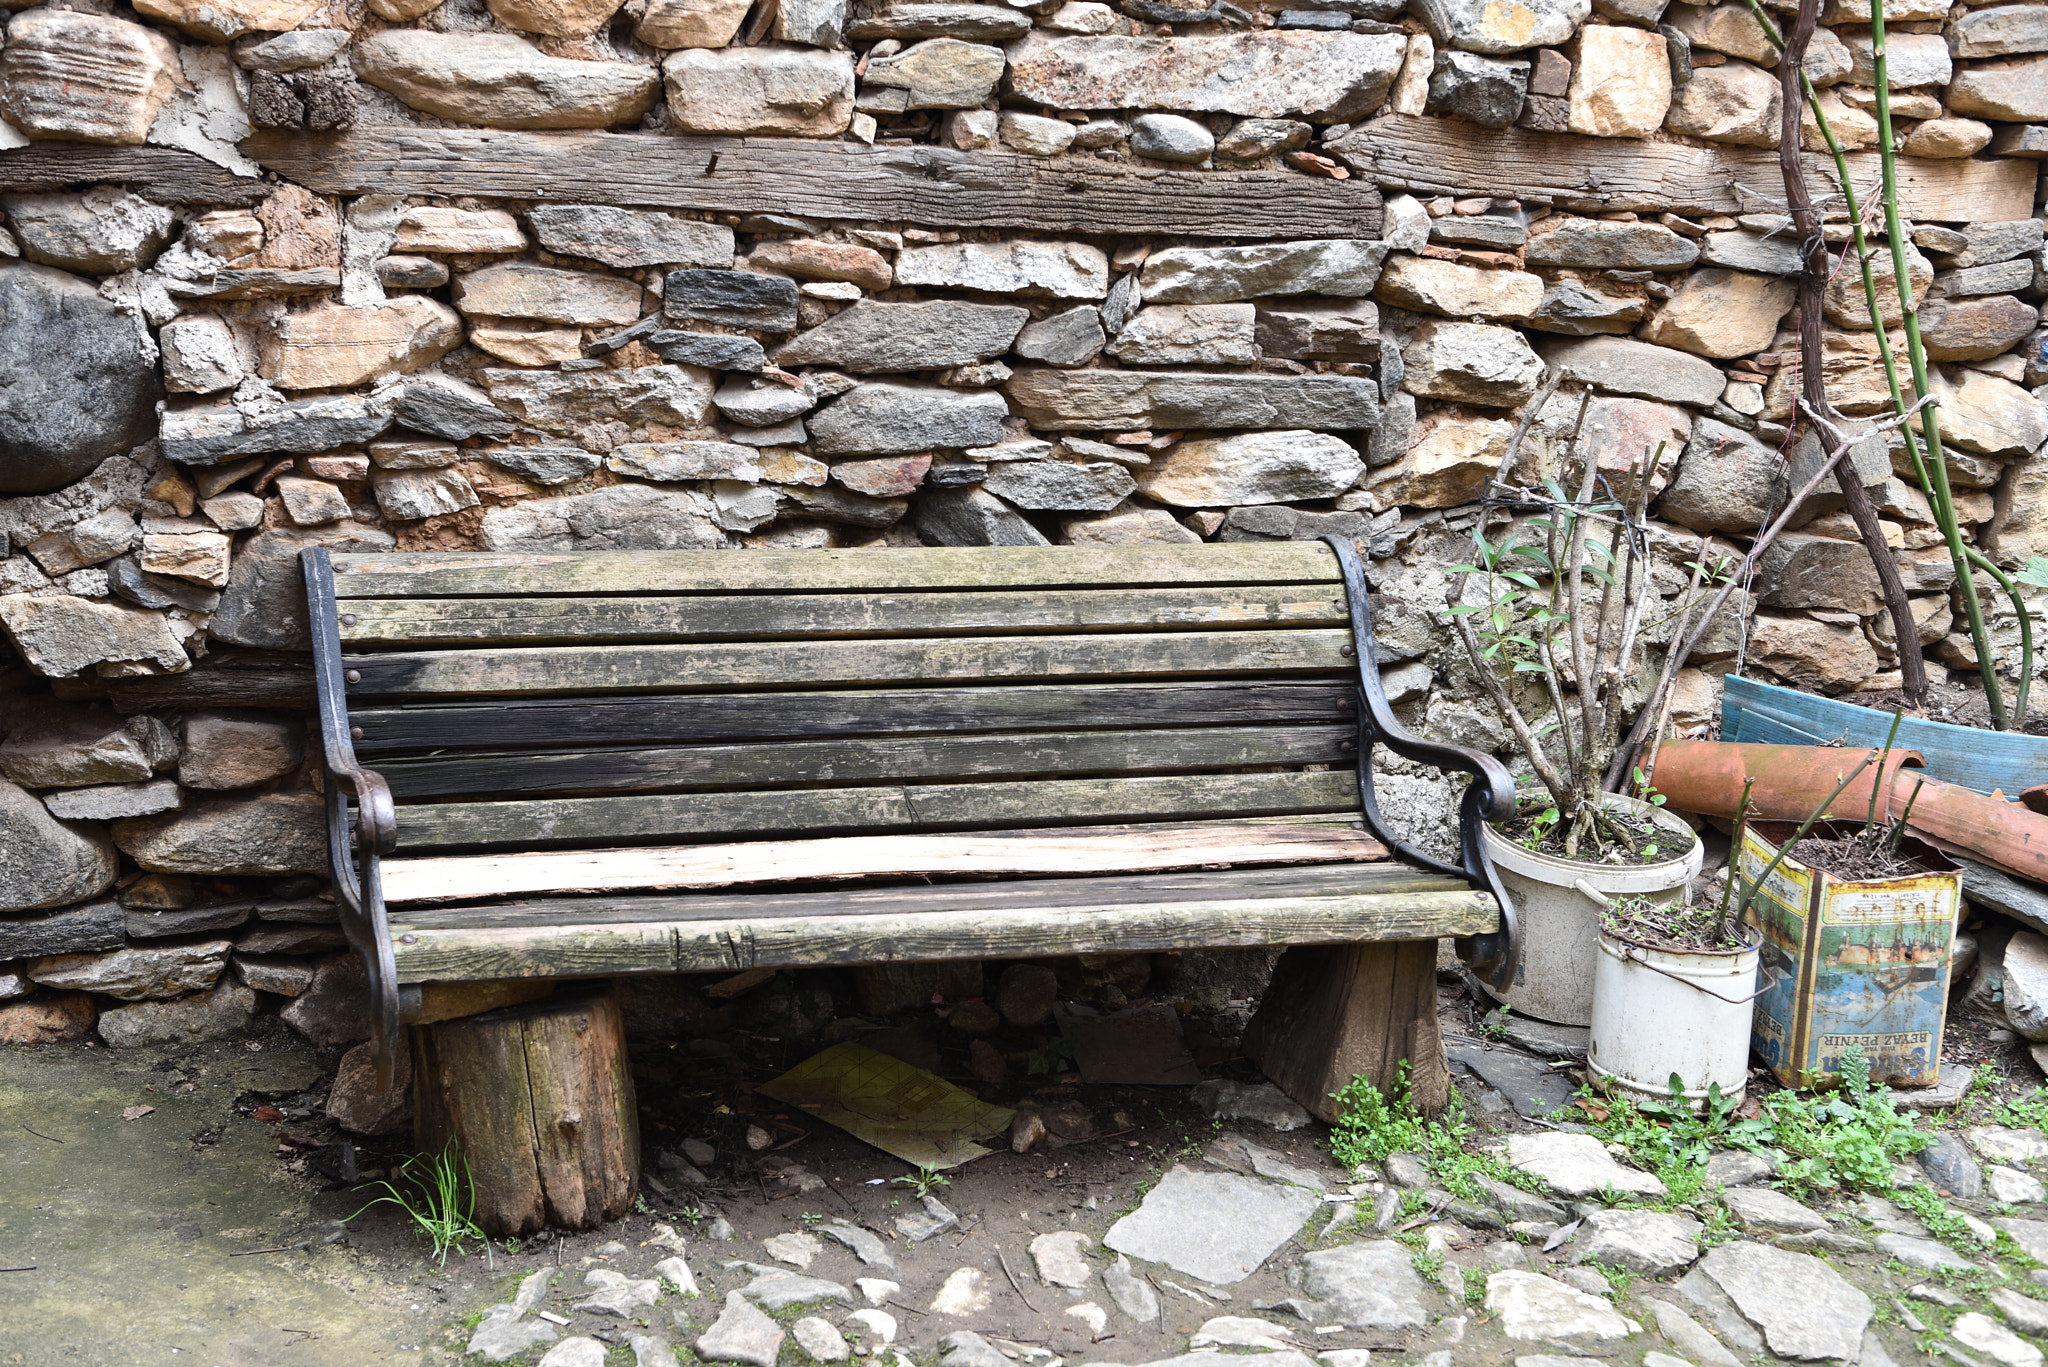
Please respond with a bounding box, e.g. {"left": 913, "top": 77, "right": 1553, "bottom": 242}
{"left": 305, "top": 539, "right": 1517, "bottom": 1228}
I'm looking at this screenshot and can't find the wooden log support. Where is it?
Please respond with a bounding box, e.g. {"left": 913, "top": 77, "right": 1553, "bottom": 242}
{"left": 1242, "top": 939, "right": 1450, "bottom": 1121}
{"left": 0, "top": 142, "right": 271, "bottom": 202}
{"left": 1328, "top": 114, "right": 2038, "bottom": 221}
{"left": 411, "top": 990, "right": 639, "bottom": 1237}
{"left": 241, "top": 128, "right": 1384, "bottom": 238}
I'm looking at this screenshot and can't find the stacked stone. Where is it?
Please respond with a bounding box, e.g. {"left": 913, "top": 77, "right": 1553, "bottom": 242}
{"left": 0, "top": 0, "right": 2043, "bottom": 1048}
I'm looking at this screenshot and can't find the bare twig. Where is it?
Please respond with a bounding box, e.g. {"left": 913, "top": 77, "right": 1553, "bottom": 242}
{"left": 996, "top": 1247, "right": 1040, "bottom": 1314}
{"left": 20, "top": 1126, "right": 62, "bottom": 1144}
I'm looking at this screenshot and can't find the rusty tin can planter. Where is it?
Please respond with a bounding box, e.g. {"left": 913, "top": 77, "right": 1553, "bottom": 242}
{"left": 1742, "top": 821, "right": 1962, "bottom": 1089}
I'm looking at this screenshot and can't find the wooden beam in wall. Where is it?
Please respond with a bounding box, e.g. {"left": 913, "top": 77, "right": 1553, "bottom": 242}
{"left": 240, "top": 127, "right": 1385, "bottom": 239}
{"left": 0, "top": 142, "right": 270, "bottom": 204}
{"left": 1330, "top": 114, "right": 2038, "bottom": 222}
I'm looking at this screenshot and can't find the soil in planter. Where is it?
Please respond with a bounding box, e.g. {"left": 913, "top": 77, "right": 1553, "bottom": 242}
{"left": 1603, "top": 893, "right": 1748, "bottom": 953}
{"left": 1784, "top": 829, "right": 1932, "bottom": 882}
{"left": 1499, "top": 804, "right": 1698, "bottom": 867}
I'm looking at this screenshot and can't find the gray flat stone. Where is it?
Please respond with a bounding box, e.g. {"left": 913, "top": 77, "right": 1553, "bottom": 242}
{"left": 1484, "top": 1270, "right": 1631, "bottom": 1340}
{"left": 468, "top": 1303, "right": 557, "bottom": 1362}
{"left": 0, "top": 900, "right": 125, "bottom": 958}
{"left": 1447, "top": 1038, "right": 1578, "bottom": 1118}
{"left": 698, "top": 1290, "right": 786, "bottom": 1367}
{"left": 1722, "top": 1186, "right": 1826, "bottom": 1235}
{"left": 665, "top": 269, "right": 800, "bottom": 333}
{"left": 1700, "top": 1241, "right": 1871, "bottom": 1360}
{"left": 1704, "top": 1150, "right": 1775, "bottom": 1187}
{"left": 482, "top": 445, "right": 603, "bottom": 486}
{"left": 1973, "top": 1128, "right": 2048, "bottom": 1164}
{"left": 1996, "top": 1219, "right": 2048, "bottom": 1261}
{"left": 1103, "top": 1166, "right": 1321, "bottom": 1285}
{"left": 734, "top": 1266, "right": 853, "bottom": 1310}
{"left": 938, "top": 1331, "right": 1009, "bottom": 1367}
{"left": 1190, "top": 1079, "right": 1313, "bottom": 1131}
{"left": 1509, "top": 1131, "right": 1666, "bottom": 1199}
{"left": 773, "top": 299, "right": 1027, "bottom": 373}
{"left": 1644, "top": 1297, "right": 1744, "bottom": 1367}
{"left": 1500, "top": 1016, "right": 1590, "bottom": 1061}
{"left": 1921, "top": 1131, "right": 1986, "bottom": 1196}
{"left": 1569, "top": 1209, "right": 1702, "bottom": 1275}
{"left": 820, "top": 1223, "right": 896, "bottom": 1270}
{"left": 1298, "top": 1240, "right": 1433, "bottom": 1328}
{"left": 1105, "top": 1253, "right": 1159, "bottom": 1323}
{"left": 1876, "top": 1233, "right": 1978, "bottom": 1272}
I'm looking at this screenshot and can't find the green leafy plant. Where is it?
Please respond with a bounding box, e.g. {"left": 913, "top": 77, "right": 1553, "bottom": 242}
{"left": 1476, "top": 1006, "right": 1514, "bottom": 1041}
{"left": 1579, "top": 1075, "right": 1769, "bottom": 1203}
{"left": 1757, "top": 1046, "right": 1931, "bottom": 1194}
{"left": 1995, "top": 1086, "right": 2048, "bottom": 1133}
{"left": 891, "top": 1164, "right": 951, "bottom": 1199}
{"left": 347, "top": 1141, "right": 488, "bottom": 1267}
{"left": 1329, "top": 1063, "right": 1545, "bottom": 1202}
{"left": 1026, "top": 1034, "right": 1075, "bottom": 1077}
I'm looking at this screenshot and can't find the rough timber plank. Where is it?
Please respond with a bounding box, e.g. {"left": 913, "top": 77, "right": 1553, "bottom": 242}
{"left": 374, "top": 723, "right": 1351, "bottom": 800}
{"left": 348, "top": 680, "right": 1355, "bottom": 754}
{"left": 329, "top": 544, "right": 1341, "bottom": 599}
{"left": 391, "top": 769, "right": 1361, "bottom": 850}
{"left": 0, "top": 143, "right": 270, "bottom": 204}
{"left": 341, "top": 585, "right": 1350, "bottom": 647}
{"left": 344, "top": 628, "right": 1353, "bottom": 696}
{"left": 379, "top": 821, "right": 1389, "bottom": 903}
{"left": 242, "top": 128, "right": 1384, "bottom": 238}
{"left": 1328, "top": 114, "right": 2039, "bottom": 221}
{"left": 390, "top": 883, "right": 1494, "bottom": 981}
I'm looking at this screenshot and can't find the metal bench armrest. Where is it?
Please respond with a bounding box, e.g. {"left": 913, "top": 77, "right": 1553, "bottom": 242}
{"left": 1320, "top": 534, "right": 1520, "bottom": 988}
{"left": 302, "top": 548, "right": 403, "bottom": 1088}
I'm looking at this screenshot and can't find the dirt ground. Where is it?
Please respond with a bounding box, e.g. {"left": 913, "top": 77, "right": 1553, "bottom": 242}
{"left": 6, "top": 973, "right": 2047, "bottom": 1367}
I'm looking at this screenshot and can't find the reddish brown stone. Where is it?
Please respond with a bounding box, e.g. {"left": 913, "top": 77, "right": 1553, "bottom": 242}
{"left": 0, "top": 992, "right": 98, "bottom": 1045}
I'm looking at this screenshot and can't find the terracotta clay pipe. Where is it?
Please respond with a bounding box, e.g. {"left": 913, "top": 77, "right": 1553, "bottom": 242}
{"left": 1650, "top": 740, "right": 2048, "bottom": 886}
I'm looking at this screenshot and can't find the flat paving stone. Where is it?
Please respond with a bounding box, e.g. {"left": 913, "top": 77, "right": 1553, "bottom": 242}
{"left": 1700, "top": 1241, "right": 1871, "bottom": 1361}
{"left": 1877, "top": 1232, "right": 1978, "bottom": 1271}
{"left": 1895, "top": 1063, "right": 1975, "bottom": 1110}
{"left": 1972, "top": 1127, "right": 2048, "bottom": 1164}
{"left": 1508, "top": 1131, "right": 1666, "bottom": 1199}
{"left": 1030, "top": 1230, "right": 1094, "bottom": 1287}
{"left": 697, "top": 1291, "right": 785, "bottom": 1367}
{"left": 1644, "top": 1297, "right": 1745, "bottom": 1367}
{"left": 1722, "top": 1185, "right": 1828, "bottom": 1234}
{"left": 1956, "top": 1311, "right": 2046, "bottom": 1367}
{"left": 1105, "top": 1252, "right": 1160, "bottom": 1322}
{"left": 1447, "top": 1039, "right": 1580, "bottom": 1118}
{"left": 1568, "top": 1209, "right": 1702, "bottom": 1275}
{"left": 821, "top": 1223, "right": 897, "bottom": 1270}
{"left": 1297, "top": 1240, "right": 1434, "bottom": 1328}
{"left": 1104, "top": 1166, "right": 1321, "bottom": 1285}
{"left": 1997, "top": 1217, "right": 2048, "bottom": 1261}
{"left": 1484, "top": 1270, "right": 1634, "bottom": 1340}
{"left": 1990, "top": 1167, "right": 2048, "bottom": 1204}
{"left": 1704, "top": 1150, "right": 1775, "bottom": 1187}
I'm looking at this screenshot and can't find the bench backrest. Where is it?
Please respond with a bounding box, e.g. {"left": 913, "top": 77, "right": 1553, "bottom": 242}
{"left": 316, "top": 544, "right": 1367, "bottom": 856}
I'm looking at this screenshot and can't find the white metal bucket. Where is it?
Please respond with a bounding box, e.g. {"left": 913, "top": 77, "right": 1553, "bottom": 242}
{"left": 1482, "top": 794, "right": 1703, "bottom": 1026}
{"left": 1589, "top": 925, "right": 1761, "bottom": 1105}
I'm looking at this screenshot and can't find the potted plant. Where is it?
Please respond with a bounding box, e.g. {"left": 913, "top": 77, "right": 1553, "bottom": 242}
{"left": 1447, "top": 418, "right": 1708, "bottom": 1026}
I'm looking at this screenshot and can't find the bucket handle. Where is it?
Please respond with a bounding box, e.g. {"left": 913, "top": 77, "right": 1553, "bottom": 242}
{"left": 1612, "top": 941, "right": 1780, "bottom": 1005}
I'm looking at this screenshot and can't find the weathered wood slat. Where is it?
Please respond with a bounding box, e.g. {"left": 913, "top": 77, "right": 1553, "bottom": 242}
{"left": 242, "top": 128, "right": 1383, "bottom": 239}
{"left": 392, "top": 886, "right": 1493, "bottom": 981}
{"left": 376, "top": 724, "right": 1350, "bottom": 800}
{"left": 349, "top": 680, "right": 1354, "bottom": 755}
{"left": 380, "top": 821, "right": 1386, "bottom": 903}
{"left": 330, "top": 544, "right": 1341, "bottom": 599}
{"left": 0, "top": 143, "right": 271, "bottom": 203}
{"left": 105, "top": 650, "right": 316, "bottom": 713}
{"left": 393, "top": 769, "right": 1359, "bottom": 850}
{"left": 1329, "top": 114, "right": 2039, "bottom": 220}
{"left": 346, "top": 628, "right": 1353, "bottom": 697}
{"left": 340, "top": 585, "right": 1349, "bottom": 647}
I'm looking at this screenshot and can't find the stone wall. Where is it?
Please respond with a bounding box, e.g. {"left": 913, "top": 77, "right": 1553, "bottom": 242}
{"left": 0, "top": 0, "right": 2044, "bottom": 1048}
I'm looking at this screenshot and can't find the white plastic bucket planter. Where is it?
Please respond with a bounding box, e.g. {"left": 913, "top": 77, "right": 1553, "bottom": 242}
{"left": 1482, "top": 794, "right": 1703, "bottom": 1026}
{"left": 1589, "top": 924, "right": 1761, "bottom": 1105}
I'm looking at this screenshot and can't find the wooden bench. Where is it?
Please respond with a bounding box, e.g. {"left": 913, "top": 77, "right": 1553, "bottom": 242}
{"left": 304, "top": 538, "right": 1517, "bottom": 1231}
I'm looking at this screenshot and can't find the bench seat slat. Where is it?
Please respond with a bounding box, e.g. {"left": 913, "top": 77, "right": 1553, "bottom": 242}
{"left": 348, "top": 680, "right": 1355, "bottom": 755}
{"left": 330, "top": 544, "right": 1342, "bottom": 599}
{"left": 345, "top": 629, "right": 1352, "bottom": 698}
{"left": 389, "top": 874, "right": 1493, "bottom": 982}
{"left": 379, "top": 820, "right": 1386, "bottom": 904}
{"left": 338, "top": 585, "right": 1349, "bottom": 647}
{"left": 375, "top": 724, "right": 1352, "bottom": 800}
{"left": 394, "top": 769, "right": 1361, "bottom": 851}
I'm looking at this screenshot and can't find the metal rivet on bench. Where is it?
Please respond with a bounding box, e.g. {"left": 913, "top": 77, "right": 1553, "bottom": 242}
{"left": 1340, "top": 740, "right": 1355, "bottom": 751}
{"left": 345, "top": 670, "right": 362, "bottom": 684}
{"left": 401, "top": 934, "right": 417, "bottom": 944}
{"left": 1340, "top": 644, "right": 1355, "bottom": 657}
{"left": 341, "top": 613, "right": 357, "bottom": 626}
{"left": 350, "top": 726, "right": 365, "bottom": 740}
